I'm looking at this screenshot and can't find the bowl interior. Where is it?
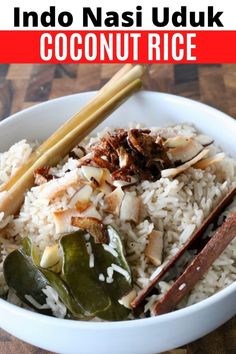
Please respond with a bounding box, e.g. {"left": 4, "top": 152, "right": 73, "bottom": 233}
{"left": 0, "top": 91, "right": 235, "bottom": 353}
{"left": 1, "top": 91, "right": 236, "bottom": 158}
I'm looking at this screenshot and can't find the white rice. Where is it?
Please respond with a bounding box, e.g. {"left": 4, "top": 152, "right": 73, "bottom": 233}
{"left": 0, "top": 140, "right": 32, "bottom": 185}
{"left": 99, "top": 273, "right": 105, "bottom": 282}
{"left": 111, "top": 263, "right": 131, "bottom": 282}
{"left": 0, "top": 124, "right": 235, "bottom": 318}
{"left": 42, "top": 286, "right": 67, "bottom": 318}
{"left": 25, "top": 294, "right": 50, "bottom": 310}
{"left": 86, "top": 242, "right": 95, "bottom": 268}
{"left": 103, "top": 244, "right": 118, "bottom": 258}
{"left": 89, "top": 254, "right": 95, "bottom": 268}
{"left": 106, "top": 266, "right": 114, "bottom": 283}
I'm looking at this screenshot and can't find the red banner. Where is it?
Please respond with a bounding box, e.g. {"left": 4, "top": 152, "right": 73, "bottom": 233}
{"left": 0, "top": 30, "right": 235, "bottom": 63}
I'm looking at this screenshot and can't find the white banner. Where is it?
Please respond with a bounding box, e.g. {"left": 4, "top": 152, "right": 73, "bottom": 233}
{"left": 0, "top": 0, "right": 235, "bottom": 31}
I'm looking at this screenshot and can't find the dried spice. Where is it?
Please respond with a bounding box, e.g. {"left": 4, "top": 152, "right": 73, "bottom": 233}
{"left": 87, "top": 129, "right": 173, "bottom": 182}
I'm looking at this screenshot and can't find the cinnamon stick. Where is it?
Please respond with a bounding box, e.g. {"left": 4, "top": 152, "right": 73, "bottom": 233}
{"left": 131, "top": 186, "right": 236, "bottom": 309}
{"left": 153, "top": 211, "right": 236, "bottom": 315}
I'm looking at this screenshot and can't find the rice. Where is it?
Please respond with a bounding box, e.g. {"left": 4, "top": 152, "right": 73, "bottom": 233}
{"left": 103, "top": 244, "right": 118, "bottom": 258}
{"left": 42, "top": 286, "right": 67, "bottom": 318}
{"left": 86, "top": 242, "right": 95, "bottom": 268}
{"left": 0, "top": 124, "right": 236, "bottom": 319}
{"left": 111, "top": 263, "right": 131, "bottom": 282}
{"left": 99, "top": 273, "right": 105, "bottom": 282}
{"left": 106, "top": 266, "right": 114, "bottom": 283}
{"left": 89, "top": 254, "right": 95, "bottom": 268}
{"left": 0, "top": 140, "right": 33, "bottom": 185}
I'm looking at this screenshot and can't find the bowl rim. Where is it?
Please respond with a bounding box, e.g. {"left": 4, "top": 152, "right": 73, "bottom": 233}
{"left": 0, "top": 281, "right": 235, "bottom": 329}
{"left": 0, "top": 90, "right": 235, "bottom": 328}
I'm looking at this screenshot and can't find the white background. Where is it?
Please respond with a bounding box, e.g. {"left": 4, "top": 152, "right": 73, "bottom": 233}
{"left": 0, "top": 0, "right": 235, "bottom": 30}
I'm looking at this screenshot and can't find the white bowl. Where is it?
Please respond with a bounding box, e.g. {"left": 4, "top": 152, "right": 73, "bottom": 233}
{"left": 0, "top": 91, "right": 235, "bottom": 354}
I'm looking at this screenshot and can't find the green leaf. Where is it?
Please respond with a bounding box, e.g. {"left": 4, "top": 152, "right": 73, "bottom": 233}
{"left": 21, "top": 236, "right": 40, "bottom": 266}
{"left": 107, "top": 225, "right": 132, "bottom": 283}
{"left": 60, "top": 227, "right": 132, "bottom": 321}
{"left": 60, "top": 231, "right": 111, "bottom": 316}
{"left": 3, "top": 249, "right": 50, "bottom": 313}
{"left": 3, "top": 247, "right": 88, "bottom": 319}
{"left": 92, "top": 226, "right": 132, "bottom": 321}
{"left": 5, "top": 227, "right": 133, "bottom": 321}
{"left": 41, "top": 268, "right": 88, "bottom": 319}
{"left": 21, "top": 237, "right": 31, "bottom": 256}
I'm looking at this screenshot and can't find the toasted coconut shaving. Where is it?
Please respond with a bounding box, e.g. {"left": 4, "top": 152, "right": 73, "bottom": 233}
{"left": 97, "top": 169, "right": 114, "bottom": 195}
{"left": 69, "top": 184, "right": 93, "bottom": 211}
{"left": 193, "top": 153, "right": 225, "bottom": 169}
{"left": 195, "top": 134, "right": 214, "bottom": 147}
{"left": 77, "top": 205, "right": 102, "bottom": 220}
{"left": 81, "top": 165, "right": 104, "bottom": 184}
{"left": 120, "top": 193, "right": 141, "bottom": 224}
{"left": 145, "top": 230, "right": 164, "bottom": 266}
{"left": 39, "top": 170, "right": 81, "bottom": 200}
{"left": 118, "top": 289, "right": 137, "bottom": 309}
{"left": 161, "top": 149, "right": 209, "bottom": 178}
{"left": 167, "top": 139, "right": 203, "bottom": 164}
{"left": 72, "top": 217, "right": 108, "bottom": 244}
{"left": 104, "top": 187, "right": 125, "bottom": 216}
{"left": 53, "top": 208, "right": 81, "bottom": 234}
{"left": 164, "top": 136, "right": 190, "bottom": 148}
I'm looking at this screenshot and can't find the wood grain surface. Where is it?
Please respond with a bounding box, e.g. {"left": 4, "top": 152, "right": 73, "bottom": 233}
{"left": 0, "top": 64, "right": 235, "bottom": 354}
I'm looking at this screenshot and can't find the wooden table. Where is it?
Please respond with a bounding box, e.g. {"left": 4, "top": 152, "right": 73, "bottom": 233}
{"left": 0, "top": 64, "right": 235, "bottom": 354}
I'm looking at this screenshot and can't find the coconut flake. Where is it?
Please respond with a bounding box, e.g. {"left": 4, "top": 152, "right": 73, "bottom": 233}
{"left": 161, "top": 149, "right": 209, "bottom": 178}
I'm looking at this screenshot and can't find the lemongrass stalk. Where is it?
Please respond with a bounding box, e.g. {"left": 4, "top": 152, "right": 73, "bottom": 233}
{"left": 98, "top": 64, "right": 133, "bottom": 95}
{"left": 0, "top": 79, "right": 142, "bottom": 217}
{"left": 1, "top": 65, "right": 145, "bottom": 193}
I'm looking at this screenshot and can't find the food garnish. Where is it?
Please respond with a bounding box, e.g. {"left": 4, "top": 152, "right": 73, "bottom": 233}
{"left": 161, "top": 148, "right": 209, "bottom": 178}
{"left": 3, "top": 226, "right": 133, "bottom": 321}
{"left": 71, "top": 217, "right": 108, "bottom": 244}
{"left": 153, "top": 210, "right": 236, "bottom": 315}
{"left": 193, "top": 152, "right": 225, "bottom": 169}
{"left": 88, "top": 128, "right": 172, "bottom": 182}
{"left": 167, "top": 138, "right": 203, "bottom": 164}
{"left": 53, "top": 209, "right": 81, "bottom": 234}
{"left": 0, "top": 65, "right": 144, "bottom": 217}
{"left": 0, "top": 64, "right": 235, "bottom": 322}
{"left": 118, "top": 289, "right": 137, "bottom": 309}
{"left": 69, "top": 184, "right": 93, "bottom": 211}
{"left": 131, "top": 186, "right": 236, "bottom": 311}
{"left": 104, "top": 187, "right": 125, "bottom": 216}
{"left": 120, "top": 193, "right": 141, "bottom": 224}
{"left": 145, "top": 230, "right": 164, "bottom": 266}
{"left": 195, "top": 134, "right": 214, "bottom": 146}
